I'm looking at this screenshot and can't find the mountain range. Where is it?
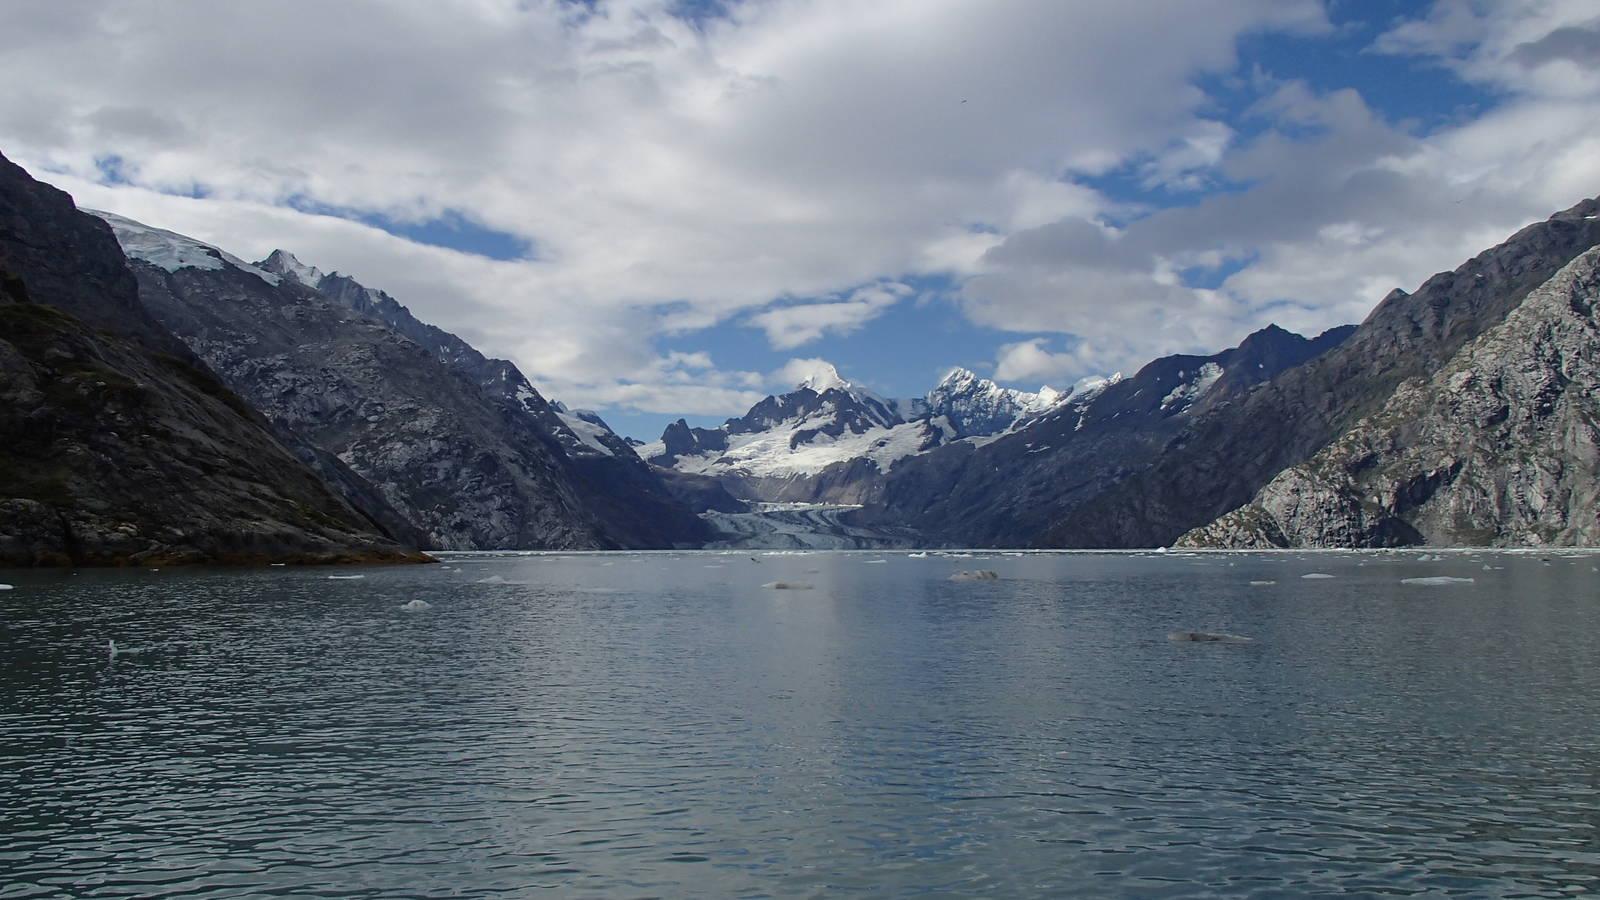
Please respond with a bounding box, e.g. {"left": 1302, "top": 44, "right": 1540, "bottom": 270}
{"left": 2, "top": 147, "right": 1597, "bottom": 562}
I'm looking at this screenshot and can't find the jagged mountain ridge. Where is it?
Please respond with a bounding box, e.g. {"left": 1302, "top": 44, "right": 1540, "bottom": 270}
{"left": 0, "top": 152, "right": 418, "bottom": 566}
{"left": 848, "top": 323, "right": 1355, "bottom": 546}
{"left": 1181, "top": 246, "right": 1600, "bottom": 548}
{"left": 95, "top": 219, "right": 706, "bottom": 550}
{"left": 644, "top": 362, "right": 1068, "bottom": 506}
{"left": 1042, "top": 195, "right": 1600, "bottom": 548}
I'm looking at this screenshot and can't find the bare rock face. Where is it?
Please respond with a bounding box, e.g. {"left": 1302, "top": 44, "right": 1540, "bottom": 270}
{"left": 1182, "top": 246, "right": 1600, "bottom": 548}
{"left": 1055, "top": 197, "right": 1600, "bottom": 548}
{"left": 96, "top": 223, "right": 705, "bottom": 551}
{"left": 0, "top": 152, "right": 420, "bottom": 566}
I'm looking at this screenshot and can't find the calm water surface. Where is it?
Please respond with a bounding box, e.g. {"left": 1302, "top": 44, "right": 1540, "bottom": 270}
{"left": 3, "top": 550, "right": 1599, "bottom": 897}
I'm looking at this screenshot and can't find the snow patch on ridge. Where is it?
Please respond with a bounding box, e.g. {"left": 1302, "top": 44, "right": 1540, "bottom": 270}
{"left": 550, "top": 401, "right": 617, "bottom": 457}
{"left": 1160, "top": 362, "right": 1222, "bottom": 410}
{"left": 89, "top": 211, "right": 282, "bottom": 286}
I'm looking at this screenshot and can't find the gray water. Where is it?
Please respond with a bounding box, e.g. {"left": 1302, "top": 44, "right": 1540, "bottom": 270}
{"left": 3, "top": 550, "right": 1599, "bottom": 898}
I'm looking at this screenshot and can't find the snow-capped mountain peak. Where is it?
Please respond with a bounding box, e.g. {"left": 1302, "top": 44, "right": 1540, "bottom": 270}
{"left": 924, "top": 367, "right": 1065, "bottom": 438}
{"left": 261, "top": 249, "right": 326, "bottom": 288}
{"left": 797, "top": 361, "right": 851, "bottom": 394}
{"left": 648, "top": 363, "right": 1077, "bottom": 488}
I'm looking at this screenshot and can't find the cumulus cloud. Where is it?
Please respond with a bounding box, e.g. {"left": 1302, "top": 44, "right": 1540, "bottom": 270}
{"left": 968, "top": 2, "right": 1600, "bottom": 386}
{"left": 11, "top": 0, "right": 1594, "bottom": 416}
{"left": 746, "top": 282, "right": 911, "bottom": 349}
{"left": 0, "top": 0, "right": 1328, "bottom": 414}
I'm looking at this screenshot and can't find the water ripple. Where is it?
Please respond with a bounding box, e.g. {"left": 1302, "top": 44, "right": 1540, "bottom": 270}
{"left": 2, "top": 552, "right": 1599, "bottom": 896}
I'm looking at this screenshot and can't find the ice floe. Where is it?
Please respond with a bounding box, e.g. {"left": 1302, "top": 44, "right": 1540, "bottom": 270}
{"left": 948, "top": 570, "right": 1000, "bottom": 582}
{"left": 1168, "top": 631, "right": 1252, "bottom": 643}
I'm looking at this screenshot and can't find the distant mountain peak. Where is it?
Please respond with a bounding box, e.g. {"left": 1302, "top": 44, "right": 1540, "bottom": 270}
{"left": 260, "top": 249, "right": 325, "bottom": 288}
{"left": 796, "top": 361, "right": 850, "bottom": 394}
{"left": 937, "top": 366, "right": 980, "bottom": 388}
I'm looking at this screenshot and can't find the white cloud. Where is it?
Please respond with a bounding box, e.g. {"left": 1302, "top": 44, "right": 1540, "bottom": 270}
{"left": 0, "top": 0, "right": 1328, "bottom": 415}
{"left": 746, "top": 282, "right": 911, "bottom": 349}
{"left": 770, "top": 357, "right": 846, "bottom": 391}
{"left": 30, "top": 3, "right": 1594, "bottom": 416}
{"left": 994, "top": 339, "right": 1091, "bottom": 384}
{"left": 960, "top": 14, "right": 1600, "bottom": 384}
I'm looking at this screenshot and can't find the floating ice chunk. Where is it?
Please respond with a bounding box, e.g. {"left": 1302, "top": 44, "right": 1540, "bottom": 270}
{"left": 908, "top": 552, "right": 928, "bottom": 558}
{"left": 269, "top": 563, "right": 287, "bottom": 567}
{"left": 948, "top": 570, "right": 1000, "bottom": 582}
{"left": 763, "top": 581, "right": 813, "bottom": 590}
{"left": 864, "top": 559, "right": 888, "bottom": 565}
{"left": 1301, "top": 573, "right": 1335, "bottom": 580}
{"left": 1169, "top": 631, "right": 1252, "bottom": 643}
{"left": 0, "top": 584, "right": 13, "bottom": 590}
{"left": 328, "top": 574, "right": 365, "bottom": 580}
{"left": 399, "top": 599, "right": 433, "bottom": 611}
{"left": 1248, "top": 580, "right": 1276, "bottom": 586}
{"left": 476, "top": 575, "right": 513, "bottom": 584}
{"left": 1400, "top": 576, "right": 1475, "bottom": 586}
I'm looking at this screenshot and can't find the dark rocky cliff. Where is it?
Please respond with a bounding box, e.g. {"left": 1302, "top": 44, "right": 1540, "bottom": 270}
{"left": 1047, "top": 197, "right": 1600, "bottom": 548}
{"left": 1181, "top": 246, "right": 1600, "bottom": 548}
{"left": 0, "top": 153, "right": 422, "bottom": 566}
{"left": 97, "top": 231, "right": 705, "bottom": 550}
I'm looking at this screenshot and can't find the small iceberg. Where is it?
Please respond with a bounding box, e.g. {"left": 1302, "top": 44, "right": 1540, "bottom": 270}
{"left": 762, "top": 581, "right": 813, "bottom": 590}
{"left": 328, "top": 574, "right": 365, "bottom": 580}
{"left": 1400, "top": 576, "right": 1475, "bottom": 586}
{"left": 1168, "top": 631, "right": 1252, "bottom": 643}
{"left": 948, "top": 570, "right": 1000, "bottom": 582}
{"left": 908, "top": 552, "right": 928, "bottom": 558}
{"left": 864, "top": 559, "right": 888, "bottom": 565}
{"left": 1301, "top": 573, "right": 1335, "bottom": 580}
{"left": 399, "top": 599, "right": 433, "bottom": 611}
{"left": 1248, "top": 580, "right": 1276, "bottom": 586}
{"left": 0, "top": 584, "right": 13, "bottom": 591}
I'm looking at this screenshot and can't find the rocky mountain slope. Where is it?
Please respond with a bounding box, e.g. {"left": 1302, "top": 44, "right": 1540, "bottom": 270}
{"left": 94, "top": 220, "right": 705, "bottom": 550}
{"left": 1180, "top": 246, "right": 1600, "bottom": 548}
{"left": 851, "top": 324, "right": 1354, "bottom": 546}
{"left": 0, "top": 152, "right": 420, "bottom": 566}
{"left": 1044, "top": 196, "right": 1600, "bottom": 548}
{"left": 644, "top": 363, "right": 1064, "bottom": 505}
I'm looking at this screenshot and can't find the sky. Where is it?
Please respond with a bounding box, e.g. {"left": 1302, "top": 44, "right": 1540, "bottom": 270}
{"left": 3, "top": 0, "right": 1599, "bottom": 440}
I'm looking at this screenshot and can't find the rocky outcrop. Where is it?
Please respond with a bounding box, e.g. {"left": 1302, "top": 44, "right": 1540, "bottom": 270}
{"left": 0, "top": 152, "right": 421, "bottom": 566}
{"left": 98, "top": 223, "right": 706, "bottom": 551}
{"left": 1181, "top": 246, "right": 1600, "bottom": 548}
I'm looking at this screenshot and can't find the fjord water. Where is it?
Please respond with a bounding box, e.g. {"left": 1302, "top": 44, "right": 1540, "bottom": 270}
{"left": 3, "top": 552, "right": 1599, "bottom": 897}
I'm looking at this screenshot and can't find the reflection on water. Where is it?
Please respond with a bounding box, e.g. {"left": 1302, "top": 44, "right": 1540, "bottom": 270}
{"left": 3, "top": 550, "right": 1599, "bottom": 897}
